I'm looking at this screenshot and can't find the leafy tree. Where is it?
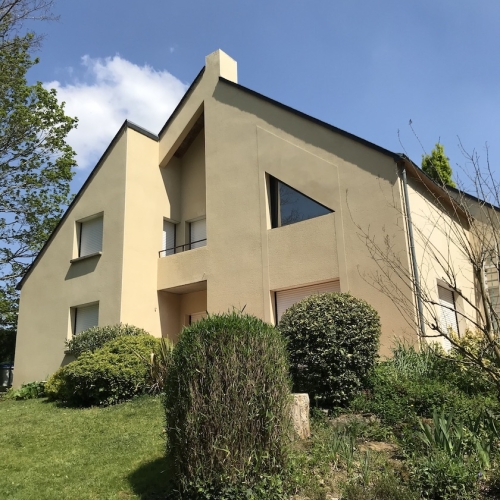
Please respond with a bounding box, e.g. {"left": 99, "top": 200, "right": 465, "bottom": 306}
{"left": 422, "top": 142, "right": 456, "bottom": 187}
{"left": 0, "top": 0, "right": 77, "bottom": 362}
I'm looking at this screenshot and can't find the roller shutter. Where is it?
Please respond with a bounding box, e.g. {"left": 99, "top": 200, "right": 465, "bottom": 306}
{"left": 438, "top": 285, "right": 457, "bottom": 351}
{"left": 75, "top": 303, "right": 99, "bottom": 335}
{"left": 80, "top": 216, "right": 103, "bottom": 256}
{"left": 276, "top": 280, "right": 341, "bottom": 321}
{"left": 162, "top": 220, "right": 176, "bottom": 256}
{"left": 190, "top": 218, "right": 207, "bottom": 249}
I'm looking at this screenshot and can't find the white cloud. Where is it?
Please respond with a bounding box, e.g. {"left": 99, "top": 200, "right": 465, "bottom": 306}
{"left": 45, "top": 55, "right": 188, "bottom": 169}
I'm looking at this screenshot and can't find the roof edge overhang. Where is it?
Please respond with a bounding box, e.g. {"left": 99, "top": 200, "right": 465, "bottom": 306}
{"left": 16, "top": 120, "right": 156, "bottom": 290}
{"left": 158, "top": 66, "right": 206, "bottom": 139}
{"left": 218, "top": 77, "right": 402, "bottom": 162}
{"left": 396, "top": 155, "right": 469, "bottom": 222}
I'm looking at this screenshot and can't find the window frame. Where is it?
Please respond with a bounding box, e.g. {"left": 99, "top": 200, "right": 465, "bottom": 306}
{"left": 76, "top": 213, "right": 104, "bottom": 258}
{"left": 72, "top": 302, "right": 99, "bottom": 337}
{"left": 162, "top": 219, "right": 177, "bottom": 257}
{"left": 437, "top": 283, "right": 459, "bottom": 351}
{"left": 269, "top": 175, "right": 333, "bottom": 229}
{"left": 189, "top": 217, "right": 207, "bottom": 250}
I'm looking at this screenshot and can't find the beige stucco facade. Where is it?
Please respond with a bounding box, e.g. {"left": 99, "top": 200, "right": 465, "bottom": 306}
{"left": 14, "top": 50, "right": 479, "bottom": 386}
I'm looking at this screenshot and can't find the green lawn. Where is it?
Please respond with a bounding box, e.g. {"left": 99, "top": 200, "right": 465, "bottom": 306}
{"left": 0, "top": 395, "right": 172, "bottom": 500}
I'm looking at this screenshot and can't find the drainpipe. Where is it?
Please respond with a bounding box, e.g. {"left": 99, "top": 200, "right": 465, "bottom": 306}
{"left": 401, "top": 163, "right": 426, "bottom": 337}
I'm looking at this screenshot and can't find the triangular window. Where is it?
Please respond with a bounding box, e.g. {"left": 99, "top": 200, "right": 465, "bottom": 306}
{"left": 269, "top": 176, "right": 333, "bottom": 228}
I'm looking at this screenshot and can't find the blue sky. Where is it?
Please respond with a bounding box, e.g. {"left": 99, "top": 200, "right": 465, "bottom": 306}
{"left": 26, "top": 0, "right": 500, "bottom": 192}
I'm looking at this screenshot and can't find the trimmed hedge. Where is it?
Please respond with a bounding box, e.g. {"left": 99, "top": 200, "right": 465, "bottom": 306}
{"left": 46, "top": 335, "right": 159, "bottom": 406}
{"left": 65, "top": 323, "right": 149, "bottom": 357}
{"left": 279, "top": 292, "right": 381, "bottom": 409}
{"left": 164, "top": 312, "right": 292, "bottom": 499}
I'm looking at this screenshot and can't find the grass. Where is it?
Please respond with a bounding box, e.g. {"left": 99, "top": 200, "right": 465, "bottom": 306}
{"left": 0, "top": 395, "right": 171, "bottom": 500}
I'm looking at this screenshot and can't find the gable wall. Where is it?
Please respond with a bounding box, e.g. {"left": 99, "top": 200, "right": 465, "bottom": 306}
{"left": 407, "top": 178, "right": 477, "bottom": 343}
{"left": 201, "top": 81, "right": 416, "bottom": 355}
{"left": 14, "top": 132, "right": 129, "bottom": 384}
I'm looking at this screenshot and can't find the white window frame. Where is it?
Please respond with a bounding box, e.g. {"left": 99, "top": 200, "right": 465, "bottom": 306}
{"left": 77, "top": 214, "right": 103, "bottom": 258}
{"left": 437, "top": 284, "right": 459, "bottom": 351}
{"left": 72, "top": 302, "right": 99, "bottom": 336}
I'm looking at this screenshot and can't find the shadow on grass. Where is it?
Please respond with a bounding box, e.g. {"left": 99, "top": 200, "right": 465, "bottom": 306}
{"left": 128, "top": 456, "right": 177, "bottom": 499}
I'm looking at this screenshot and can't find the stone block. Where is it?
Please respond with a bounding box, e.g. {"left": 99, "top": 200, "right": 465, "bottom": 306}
{"left": 292, "top": 393, "right": 310, "bottom": 439}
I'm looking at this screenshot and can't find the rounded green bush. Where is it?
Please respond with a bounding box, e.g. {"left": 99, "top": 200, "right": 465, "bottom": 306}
{"left": 278, "top": 292, "right": 381, "bottom": 409}
{"left": 65, "top": 323, "right": 150, "bottom": 357}
{"left": 46, "top": 335, "right": 159, "bottom": 406}
{"left": 164, "top": 312, "right": 292, "bottom": 499}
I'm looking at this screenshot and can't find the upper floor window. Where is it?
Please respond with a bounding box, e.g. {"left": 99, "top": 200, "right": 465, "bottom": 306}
{"left": 269, "top": 176, "right": 333, "bottom": 228}
{"left": 190, "top": 218, "right": 207, "bottom": 249}
{"left": 78, "top": 215, "right": 103, "bottom": 257}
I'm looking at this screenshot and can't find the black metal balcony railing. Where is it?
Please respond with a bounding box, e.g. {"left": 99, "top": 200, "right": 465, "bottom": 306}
{"left": 159, "top": 239, "right": 207, "bottom": 258}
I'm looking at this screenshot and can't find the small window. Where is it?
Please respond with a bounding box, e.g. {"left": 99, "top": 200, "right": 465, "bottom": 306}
{"left": 437, "top": 285, "right": 458, "bottom": 351}
{"left": 73, "top": 303, "right": 99, "bottom": 335}
{"left": 79, "top": 216, "right": 103, "bottom": 257}
{"left": 190, "top": 218, "right": 207, "bottom": 249}
{"left": 269, "top": 176, "right": 333, "bottom": 228}
{"left": 162, "top": 220, "right": 176, "bottom": 256}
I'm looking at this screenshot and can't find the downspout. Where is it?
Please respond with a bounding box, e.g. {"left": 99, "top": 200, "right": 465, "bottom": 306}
{"left": 401, "top": 163, "right": 426, "bottom": 337}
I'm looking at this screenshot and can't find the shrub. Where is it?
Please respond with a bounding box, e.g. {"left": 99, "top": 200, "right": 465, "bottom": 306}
{"left": 278, "top": 292, "right": 381, "bottom": 409}
{"left": 343, "top": 473, "right": 419, "bottom": 500}
{"left": 351, "top": 361, "right": 498, "bottom": 427}
{"left": 135, "top": 337, "right": 173, "bottom": 394}
{"left": 5, "top": 381, "right": 45, "bottom": 400}
{"left": 409, "top": 451, "right": 481, "bottom": 499}
{"left": 65, "top": 323, "right": 149, "bottom": 357}
{"left": 46, "top": 335, "right": 159, "bottom": 406}
{"left": 164, "top": 312, "right": 292, "bottom": 499}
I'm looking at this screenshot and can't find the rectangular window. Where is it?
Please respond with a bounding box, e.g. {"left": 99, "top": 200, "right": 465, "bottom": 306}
{"left": 437, "top": 285, "right": 458, "bottom": 351}
{"left": 74, "top": 303, "right": 99, "bottom": 335}
{"left": 162, "top": 220, "right": 176, "bottom": 256}
{"left": 275, "top": 280, "right": 340, "bottom": 323}
{"left": 270, "top": 176, "right": 333, "bottom": 228}
{"left": 485, "top": 254, "right": 500, "bottom": 330}
{"left": 189, "top": 311, "right": 207, "bottom": 324}
{"left": 79, "top": 216, "right": 103, "bottom": 257}
{"left": 190, "top": 218, "right": 207, "bottom": 249}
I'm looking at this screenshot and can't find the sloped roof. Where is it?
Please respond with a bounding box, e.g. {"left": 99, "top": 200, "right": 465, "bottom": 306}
{"left": 16, "top": 120, "right": 158, "bottom": 290}
{"left": 18, "top": 63, "right": 467, "bottom": 290}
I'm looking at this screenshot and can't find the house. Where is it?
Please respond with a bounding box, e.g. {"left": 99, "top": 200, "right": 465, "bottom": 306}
{"left": 13, "top": 50, "right": 479, "bottom": 386}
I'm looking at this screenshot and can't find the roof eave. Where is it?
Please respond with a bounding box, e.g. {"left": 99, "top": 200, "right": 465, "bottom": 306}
{"left": 16, "top": 120, "right": 157, "bottom": 290}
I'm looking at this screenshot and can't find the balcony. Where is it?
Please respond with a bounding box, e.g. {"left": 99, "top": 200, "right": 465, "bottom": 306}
{"left": 159, "top": 238, "right": 207, "bottom": 258}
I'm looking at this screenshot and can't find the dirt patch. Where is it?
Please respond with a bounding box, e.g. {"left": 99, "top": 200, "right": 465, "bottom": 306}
{"left": 359, "top": 441, "right": 398, "bottom": 453}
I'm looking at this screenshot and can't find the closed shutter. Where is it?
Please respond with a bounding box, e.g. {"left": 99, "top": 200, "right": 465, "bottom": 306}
{"left": 80, "top": 217, "right": 103, "bottom": 256}
{"left": 485, "top": 256, "right": 500, "bottom": 324}
{"left": 190, "top": 218, "right": 207, "bottom": 249}
{"left": 162, "top": 220, "right": 176, "bottom": 256}
{"left": 438, "top": 285, "right": 458, "bottom": 351}
{"left": 276, "top": 280, "right": 341, "bottom": 321}
{"left": 190, "top": 311, "right": 207, "bottom": 324}
{"left": 75, "top": 303, "right": 99, "bottom": 335}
